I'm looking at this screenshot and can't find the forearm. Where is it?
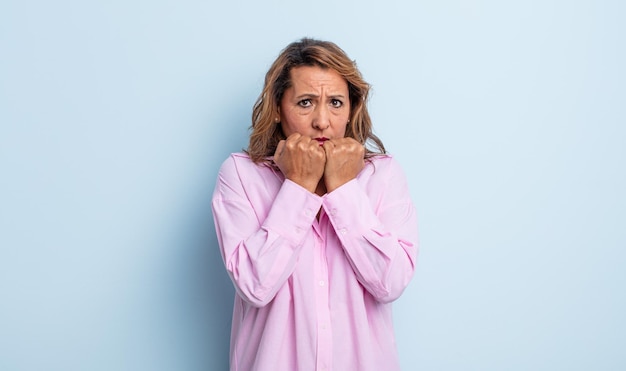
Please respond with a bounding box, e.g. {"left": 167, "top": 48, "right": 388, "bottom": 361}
{"left": 213, "top": 179, "right": 322, "bottom": 307}
{"left": 323, "top": 178, "right": 418, "bottom": 303}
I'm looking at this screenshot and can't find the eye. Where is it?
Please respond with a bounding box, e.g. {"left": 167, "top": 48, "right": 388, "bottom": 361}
{"left": 330, "top": 99, "right": 343, "bottom": 108}
{"left": 298, "top": 99, "right": 312, "bottom": 107}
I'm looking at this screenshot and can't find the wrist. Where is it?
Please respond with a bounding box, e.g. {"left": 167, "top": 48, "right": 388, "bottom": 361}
{"left": 325, "top": 177, "right": 349, "bottom": 193}
{"left": 288, "top": 176, "right": 319, "bottom": 193}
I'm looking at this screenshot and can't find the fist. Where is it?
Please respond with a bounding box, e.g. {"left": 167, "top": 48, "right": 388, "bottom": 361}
{"left": 322, "top": 137, "right": 365, "bottom": 192}
{"left": 273, "top": 133, "right": 326, "bottom": 193}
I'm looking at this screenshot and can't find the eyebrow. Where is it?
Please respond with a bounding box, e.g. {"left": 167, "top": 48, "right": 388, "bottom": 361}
{"left": 295, "top": 93, "right": 347, "bottom": 100}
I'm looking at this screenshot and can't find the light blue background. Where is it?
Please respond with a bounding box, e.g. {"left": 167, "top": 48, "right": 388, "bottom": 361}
{"left": 1, "top": 0, "right": 624, "bottom": 370}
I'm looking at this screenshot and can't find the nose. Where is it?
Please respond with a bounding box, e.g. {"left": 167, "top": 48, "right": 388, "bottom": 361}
{"left": 312, "top": 105, "right": 330, "bottom": 131}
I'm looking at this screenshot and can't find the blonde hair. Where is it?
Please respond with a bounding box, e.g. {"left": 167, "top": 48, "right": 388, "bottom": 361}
{"left": 247, "top": 38, "right": 385, "bottom": 164}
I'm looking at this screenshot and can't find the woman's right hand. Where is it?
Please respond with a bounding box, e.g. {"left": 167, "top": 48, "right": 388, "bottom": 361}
{"left": 273, "top": 133, "right": 326, "bottom": 193}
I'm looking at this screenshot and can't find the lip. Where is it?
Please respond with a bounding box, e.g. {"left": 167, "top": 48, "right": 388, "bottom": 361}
{"left": 314, "top": 137, "right": 329, "bottom": 145}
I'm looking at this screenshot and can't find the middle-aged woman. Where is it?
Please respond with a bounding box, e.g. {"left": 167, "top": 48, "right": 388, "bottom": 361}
{"left": 212, "top": 38, "right": 419, "bottom": 371}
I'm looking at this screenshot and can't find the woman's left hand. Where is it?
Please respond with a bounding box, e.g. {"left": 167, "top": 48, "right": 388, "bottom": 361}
{"left": 322, "top": 137, "right": 365, "bottom": 193}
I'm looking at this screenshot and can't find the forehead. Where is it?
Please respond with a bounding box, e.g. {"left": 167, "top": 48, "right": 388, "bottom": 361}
{"left": 288, "top": 66, "right": 348, "bottom": 92}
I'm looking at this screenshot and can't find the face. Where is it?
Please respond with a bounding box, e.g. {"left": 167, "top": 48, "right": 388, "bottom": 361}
{"left": 279, "top": 66, "right": 350, "bottom": 144}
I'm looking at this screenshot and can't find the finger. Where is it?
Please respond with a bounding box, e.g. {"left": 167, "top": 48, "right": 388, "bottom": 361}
{"left": 286, "top": 133, "right": 302, "bottom": 143}
{"left": 315, "top": 142, "right": 327, "bottom": 158}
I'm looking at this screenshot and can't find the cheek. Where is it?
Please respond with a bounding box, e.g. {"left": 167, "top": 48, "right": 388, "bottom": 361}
{"left": 335, "top": 116, "right": 349, "bottom": 136}
{"left": 338, "top": 124, "right": 348, "bottom": 137}
{"left": 279, "top": 121, "right": 293, "bottom": 136}
{"left": 280, "top": 114, "right": 305, "bottom": 136}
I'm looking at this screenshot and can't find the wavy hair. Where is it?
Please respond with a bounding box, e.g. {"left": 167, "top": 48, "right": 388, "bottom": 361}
{"left": 247, "top": 38, "right": 385, "bottom": 164}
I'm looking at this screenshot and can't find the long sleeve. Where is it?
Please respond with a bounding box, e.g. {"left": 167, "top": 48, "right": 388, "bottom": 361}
{"left": 215, "top": 154, "right": 418, "bottom": 371}
{"left": 212, "top": 156, "right": 323, "bottom": 307}
{"left": 322, "top": 157, "right": 418, "bottom": 303}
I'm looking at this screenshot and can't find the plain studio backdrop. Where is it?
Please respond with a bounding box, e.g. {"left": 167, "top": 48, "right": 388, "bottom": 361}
{"left": 1, "top": 0, "right": 624, "bottom": 370}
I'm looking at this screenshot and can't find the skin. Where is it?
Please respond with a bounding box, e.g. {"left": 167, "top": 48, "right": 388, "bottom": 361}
{"left": 273, "top": 66, "right": 365, "bottom": 196}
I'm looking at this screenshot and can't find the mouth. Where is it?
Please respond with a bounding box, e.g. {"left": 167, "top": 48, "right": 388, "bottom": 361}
{"left": 314, "top": 137, "right": 329, "bottom": 145}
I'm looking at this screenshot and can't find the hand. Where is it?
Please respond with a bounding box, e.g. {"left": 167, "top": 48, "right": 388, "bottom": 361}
{"left": 322, "top": 137, "right": 365, "bottom": 193}
{"left": 273, "top": 133, "right": 326, "bottom": 193}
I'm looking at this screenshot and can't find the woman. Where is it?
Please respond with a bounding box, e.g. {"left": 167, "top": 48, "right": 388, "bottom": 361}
{"left": 212, "top": 38, "right": 418, "bottom": 371}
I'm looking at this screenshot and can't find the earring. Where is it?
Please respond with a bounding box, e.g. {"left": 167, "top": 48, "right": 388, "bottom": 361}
{"left": 275, "top": 117, "right": 280, "bottom": 122}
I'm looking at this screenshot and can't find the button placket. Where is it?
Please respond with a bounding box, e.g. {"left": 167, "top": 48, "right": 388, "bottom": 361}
{"left": 315, "top": 213, "right": 332, "bottom": 371}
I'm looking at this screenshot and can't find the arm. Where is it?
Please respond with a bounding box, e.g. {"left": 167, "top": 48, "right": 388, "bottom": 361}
{"left": 322, "top": 157, "right": 418, "bottom": 303}
{"left": 212, "top": 157, "right": 322, "bottom": 307}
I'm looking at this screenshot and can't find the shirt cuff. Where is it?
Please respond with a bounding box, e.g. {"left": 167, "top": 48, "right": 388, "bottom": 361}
{"left": 322, "top": 179, "right": 376, "bottom": 236}
{"left": 262, "top": 179, "right": 323, "bottom": 244}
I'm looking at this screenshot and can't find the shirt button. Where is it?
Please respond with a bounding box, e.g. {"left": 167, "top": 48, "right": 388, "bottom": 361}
{"left": 319, "top": 280, "right": 325, "bottom": 286}
{"left": 339, "top": 228, "right": 347, "bottom": 235}
{"left": 330, "top": 209, "right": 336, "bottom": 216}
{"left": 305, "top": 209, "right": 312, "bottom": 217}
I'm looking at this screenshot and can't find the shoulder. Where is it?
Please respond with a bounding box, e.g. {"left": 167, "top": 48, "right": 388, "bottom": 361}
{"left": 219, "top": 152, "right": 261, "bottom": 172}
{"left": 214, "top": 152, "right": 284, "bottom": 206}
{"left": 367, "top": 153, "right": 394, "bottom": 166}
{"left": 358, "top": 154, "right": 413, "bottom": 204}
{"left": 217, "top": 152, "right": 277, "bottom": 181}
{"left": 358, "top": 154, "right": 411, "bottom": 191}
{"left": 363, "top": 153, "right": 405, "bottom": 176}
{"left": 220, "top": 152, "right": 251, "bottom": 166}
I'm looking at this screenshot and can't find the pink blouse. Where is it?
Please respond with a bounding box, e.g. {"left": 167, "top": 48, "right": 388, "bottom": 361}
{"left": 212, "top": 153, "right": 418, "bottom": 371}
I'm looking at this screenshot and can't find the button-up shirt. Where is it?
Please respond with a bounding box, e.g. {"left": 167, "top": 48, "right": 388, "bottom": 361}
{"left": 212, "top": 153, "right": 418, "bottom": 371}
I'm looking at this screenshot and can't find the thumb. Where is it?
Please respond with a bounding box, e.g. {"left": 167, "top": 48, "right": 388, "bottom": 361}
{"left": 322, "top": 140, "right": 335, "bottom": 157}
